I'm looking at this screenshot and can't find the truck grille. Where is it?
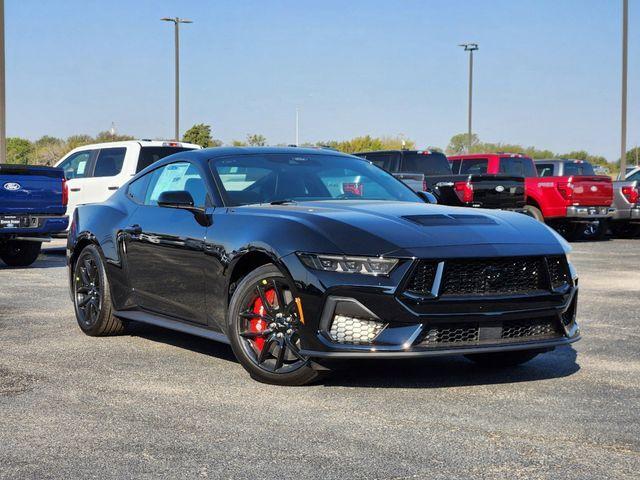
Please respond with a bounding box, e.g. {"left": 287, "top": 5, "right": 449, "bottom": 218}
{"left": 403, "top": 256, "right": 571, "bottom": 298}
{"left": 417, "top": 317, "right": 561, "bottom": 347}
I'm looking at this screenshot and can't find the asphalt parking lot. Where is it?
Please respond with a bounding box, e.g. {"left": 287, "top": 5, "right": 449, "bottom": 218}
{"left": 1, "top": 239, "right": 639, "bottom": 479}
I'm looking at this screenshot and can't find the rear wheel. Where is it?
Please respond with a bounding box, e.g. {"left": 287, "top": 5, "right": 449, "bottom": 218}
{"left": 610, "top": 221, "right": 640, "bottom": 238}
{"left": 465, "top": 349, "right": 542, "bottom": 367}
{"left": 0, "top": 240, "right": 42, "bottom": 267}
{"left": 227, "top": 264, "right": 324, "bottom": 386}
{"left": 523, "top": 205, "right": 544, "bottom": 223}
{"left": 73, "top": 244, "right": 125, "bottom": 336}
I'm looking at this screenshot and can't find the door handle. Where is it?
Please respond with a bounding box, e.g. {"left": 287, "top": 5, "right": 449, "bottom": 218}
{"left": 70, "top": 187, "right": 81, "bottom": 192}
{"left": 108, "top": 186, "right": 119, "bottom": 191}
{"left": 123, "top": 224, "right": 142, "bottom": 235}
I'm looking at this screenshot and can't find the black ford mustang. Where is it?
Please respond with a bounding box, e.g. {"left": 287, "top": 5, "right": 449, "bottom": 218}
{"left": 67, "top": 147, "right": 580, "bottom": 385}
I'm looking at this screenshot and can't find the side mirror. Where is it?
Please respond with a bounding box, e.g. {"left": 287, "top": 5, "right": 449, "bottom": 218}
{"left": 157, "top": 190, "right": 196, "bottom": 209}
{"left": 417, "top": 191, "right": 438, "bottom": 204}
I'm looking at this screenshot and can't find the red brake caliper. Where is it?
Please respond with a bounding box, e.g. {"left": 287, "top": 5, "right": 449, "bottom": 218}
{"left": 249, "top": 289, "right": 275, "bottom": 352}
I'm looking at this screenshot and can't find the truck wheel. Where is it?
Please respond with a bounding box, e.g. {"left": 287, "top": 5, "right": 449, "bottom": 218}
{"left": 0, "top": 241, "right": 42, "bottom": 267}
{"left": 73, "top": 244, "right": 125, "bottom": 336}
{"left": 610, "top": 222, "right": 640, "bottom": 238}
{"left": 576, "top": 220, "right": 608, "bottom": 241}
{"left": 523, "top": 205, "right": 544, "bottom": 222}
{"left": 465, "top": 349, "right": 543, "bottom": 367}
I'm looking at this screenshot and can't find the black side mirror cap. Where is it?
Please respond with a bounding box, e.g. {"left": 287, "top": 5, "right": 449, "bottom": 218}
{"left": 157, "top": 190, "right": 195, "bottom": 209}
{"left": 417, "top": 191, "right": 438, "bottom": 204}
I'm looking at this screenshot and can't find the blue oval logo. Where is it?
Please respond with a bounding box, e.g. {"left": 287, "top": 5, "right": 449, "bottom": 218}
{"left": 3, "top": 182, "right": 21, "bottom": 191}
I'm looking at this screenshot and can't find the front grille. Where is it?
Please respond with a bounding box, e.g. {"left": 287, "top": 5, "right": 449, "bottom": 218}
{"left": 405, "top": 261, "right": 437, "bottom": 295}
{"left": 440, "top": 257, "right": 547, "bottom": 296}
{"left": 420, "top": 323, "right": 479, "bottom": 345}
{"left": 329, "top": 315, "right": 386, "bottom": 345}
{"left": 415, "top": 317, "right": 561, "bottom": 347}
{"left": 547, "top": 255, "right": 571, "bottom": 290}
{"left": 501, "top": 318, "right": 559, "bottom": 339}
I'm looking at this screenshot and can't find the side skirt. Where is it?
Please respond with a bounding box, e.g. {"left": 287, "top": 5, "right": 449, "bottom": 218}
{"left": 114, "top": 309, "right": 230, "bottom": 345}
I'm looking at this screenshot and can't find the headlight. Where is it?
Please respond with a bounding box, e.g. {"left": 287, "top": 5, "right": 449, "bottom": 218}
{"left": 297, "top": 253, "right": 399, "bottom": 276}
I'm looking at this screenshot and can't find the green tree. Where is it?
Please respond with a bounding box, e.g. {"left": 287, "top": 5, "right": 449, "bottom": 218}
{"left": 246, "top": 134, "right": 267, "bottom": 146}
{"left": 446, "top": 133, "right": 480, "bottom": 154}
{"left": 95, "top": 130, "right": 134, "bottom": 143}
{"left": 33, "top": 135, "right": 66, "bottom": 166}
{"left": 6, "top": 137, "right": 34, "bottom": 164}
{"left": 231, "top": 139, "right": 247, "bottom": 147}
{"left": 182, "top": 123, "right": 216, "bottom": 148}
{"left": 625, "top": 147, "right": 640, "bottom": 167}
{"left": 318, "top": 135, "right": 416, "bottom": 154}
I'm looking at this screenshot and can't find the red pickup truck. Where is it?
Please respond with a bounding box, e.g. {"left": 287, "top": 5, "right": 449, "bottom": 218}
{"left": 448, "top": 154, "right": 614, "bottom": 240}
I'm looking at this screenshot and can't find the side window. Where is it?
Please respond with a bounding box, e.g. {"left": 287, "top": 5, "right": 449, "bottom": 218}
{"left": 536, "top": 163, "right": 554, "bottom": 177}
{"left": 145, "top": 162, "right": 208, "bottom": 208}
{"left": 364, "top": 154, "right": 398, "bottom": 172}
{"left": 58, "top": 151, "right": 92, "bottom": 180}
{"left": 460, "top": 159, "right": 488, "bottom": 175}
{"left": 127, "top": 174, "right": 151, "bottom": 204}
{"left": 628, "top": 171, "right": 640, "bottom": 181}
{"left": 450, "top": 160, "right": 461, "bottom": 174}
{"left": 93, "top": 148, "right": 126, "bottom": 177}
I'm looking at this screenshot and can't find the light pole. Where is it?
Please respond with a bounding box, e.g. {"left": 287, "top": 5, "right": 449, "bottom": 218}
{"left": 620, "top": 0, "right": 628, "bottom": 177}
{"left": 0, "top": 0, "right": 6, "bottom": 163}
{"left": 295, "top": 108, "right": 299, "bottom": 146}
{"left": 459, "top": 43, "right": 478, "bottom": 153}
{"left": 161, "top": 17, "right": 193, "bottom": 141}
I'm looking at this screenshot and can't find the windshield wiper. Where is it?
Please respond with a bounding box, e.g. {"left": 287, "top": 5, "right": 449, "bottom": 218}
{"left": 269, "top": 199, "right": 297, "bottom": 205}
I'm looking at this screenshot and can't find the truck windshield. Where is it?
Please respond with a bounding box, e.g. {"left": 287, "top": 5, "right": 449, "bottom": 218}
{"left": 564, "top": 162, "right": 595, "bottom": 176}
{"left": 212, "top": 154, "right": 421, "bottom": 206}
{"left": 400, "top": 152, "right": 452, "bottom": 175}
{"left": 136, "top": 147, "right": 195, "bottom": 173}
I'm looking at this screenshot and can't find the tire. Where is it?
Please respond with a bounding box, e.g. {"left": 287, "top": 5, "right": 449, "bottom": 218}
{"left": 610, "top": 221, "right": 640, "bottom": 238}
{"left": 227, "top": 263, "right": 324, "bottom": 386}
{"left": 72, "top": 244, "right": 125, "bottom": 336}
{"left": 0, "top": 240, "right": 42, "bottom": 267}
{"left": 575, "top": 219, "right": 608, "bottom": 241}
{"left": 465, "top": 349, "right": 542, "bottom": 367}
{"left": 523, "top": 205, "right": 544, "bottom": 223}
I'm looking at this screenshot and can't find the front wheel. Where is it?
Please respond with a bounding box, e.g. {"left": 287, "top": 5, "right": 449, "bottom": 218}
{"left": 465, "top": 349, "right": 542, "bottom": 367}
{"left": 227, "top": 264, "right": 324, "bottom": 386}
{"left": 0, "top": 240, "right": 42, "bottom": 267}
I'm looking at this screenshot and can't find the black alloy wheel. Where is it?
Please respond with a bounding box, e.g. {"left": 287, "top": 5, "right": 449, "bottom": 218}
{"left": 73, "top": 245, "right": 124, "bottom": 336}
{"left": 227, "top": 264, "right": 324, "bottom": 385}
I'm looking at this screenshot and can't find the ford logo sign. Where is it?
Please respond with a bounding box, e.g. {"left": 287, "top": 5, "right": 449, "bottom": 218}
{"left": 590, "top": 186, "right": 598, "bottom": 192}
{"left": 3, "top": 182, "right": 21, "bottom": 191}
{"left": 495, "top": 185, "right": 505, "bottom": 193}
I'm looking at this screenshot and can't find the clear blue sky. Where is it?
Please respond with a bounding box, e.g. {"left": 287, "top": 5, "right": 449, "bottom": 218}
{"left": 6, "top": 0, "right": 639, "bottom": 160}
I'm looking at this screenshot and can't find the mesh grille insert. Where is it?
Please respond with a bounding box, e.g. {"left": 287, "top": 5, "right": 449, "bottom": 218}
{"left": 439, "top": 257, "right": 547, "bottom": 296}
{"left": 501, "top": 318, "right": 560, "bottom": 340}
{"left": 547, "top": 256, "right": 571, "bottom": 290}
{"left": 405, "top": 261, "right": 437, "bottom": 296}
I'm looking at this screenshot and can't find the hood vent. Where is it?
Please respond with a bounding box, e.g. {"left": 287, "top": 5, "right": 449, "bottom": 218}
{"left": 403, "top": 214, "right": 497, "bottom": 226}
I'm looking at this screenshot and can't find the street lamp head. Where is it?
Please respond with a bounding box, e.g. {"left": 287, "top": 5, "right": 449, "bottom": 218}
{"left": 161, "top": 17, "right": 194, "bottom": 24}
{"left": 160, "top": 17, "right": 176, "bottom": 22}
{"left": 459, "top": 43, "right": 479, "bottom": 51}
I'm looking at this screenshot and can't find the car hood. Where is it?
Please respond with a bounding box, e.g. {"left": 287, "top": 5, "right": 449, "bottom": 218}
{"left": 239, "top": 200, "right": 568, "bottom": 257}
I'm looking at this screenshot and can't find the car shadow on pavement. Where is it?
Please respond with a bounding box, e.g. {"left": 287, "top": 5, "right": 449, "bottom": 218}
{"left": 126, "top": 322, "right": 238, "bottom": 363}
{"left": 0, "top": 254, "right": 65, "bottom": 270}
{"left": 322, "top": 346, "right": 580, "bottom": 388}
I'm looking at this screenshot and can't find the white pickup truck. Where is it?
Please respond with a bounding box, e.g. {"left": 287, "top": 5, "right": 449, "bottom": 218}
{"left": 54, "top": 140, "right": 201, "bottom": 225}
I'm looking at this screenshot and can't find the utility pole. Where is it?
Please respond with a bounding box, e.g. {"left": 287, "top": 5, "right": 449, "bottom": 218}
{"left": 0, "top": 0, "right": 6, "bottom": 163}
{"left": 295, "top": 108, "right": 299, "bottom": 146}
{"left": 620, "top": 0, "right": 628, "bottom": 177}
{"left": 161, "top": 17, "right": 193, "bottom": 141}
{"left": 459, "top": 43, "right": 478, "bottom": 153}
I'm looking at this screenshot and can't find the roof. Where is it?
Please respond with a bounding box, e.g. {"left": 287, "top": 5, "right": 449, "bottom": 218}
{"left": 187, "top": 146, "right": 356, "bottom": 159}
{"left": 448, "top": 153, "right": 529, "bottom": 159}
{"left": 68, "top": 140, "right": 202, "bottom": 150}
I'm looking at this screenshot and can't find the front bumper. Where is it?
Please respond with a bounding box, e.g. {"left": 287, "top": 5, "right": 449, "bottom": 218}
{"left": 286, "top": 253, "right": 581, "bottom": 360}
{"left": 565, "top": 206, "right": 614, "bottom": 220}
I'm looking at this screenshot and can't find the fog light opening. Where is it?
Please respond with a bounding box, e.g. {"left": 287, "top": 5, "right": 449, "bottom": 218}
{"left": 329, "top": 315, "right": 386, "bottom": 345}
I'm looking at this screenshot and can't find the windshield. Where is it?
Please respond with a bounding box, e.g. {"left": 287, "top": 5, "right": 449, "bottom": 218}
{"left": 211, "top": 154, "right": 421, "bottom": 206}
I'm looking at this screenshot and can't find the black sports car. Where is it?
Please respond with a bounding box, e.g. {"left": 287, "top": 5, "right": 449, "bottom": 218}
{"left": 67, "top": 147, "right": 580, "bottom": 385}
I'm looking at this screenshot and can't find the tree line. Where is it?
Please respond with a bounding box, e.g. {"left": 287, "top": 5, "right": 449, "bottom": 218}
{"left": 4, "top": 123, "right": 638, "bottom": 175}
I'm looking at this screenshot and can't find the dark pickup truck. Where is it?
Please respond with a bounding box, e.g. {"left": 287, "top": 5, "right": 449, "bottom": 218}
{"left": 0, "top": 164, "right": 68, "bottom": 266}
{"left": 354, "top": 150, "right": 525, "bottom": 210}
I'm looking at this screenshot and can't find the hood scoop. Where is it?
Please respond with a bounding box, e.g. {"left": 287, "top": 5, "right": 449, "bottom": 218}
{"left": 403, "top": 214, "right": 497, "bottom": 226}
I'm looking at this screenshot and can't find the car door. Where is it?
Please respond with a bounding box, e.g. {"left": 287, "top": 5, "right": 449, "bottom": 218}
{"left": 123, "top": 161, "right": 210, "bottom": 323}
{"left": 56, "top": 149, "right": 97, "bottom": 219}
